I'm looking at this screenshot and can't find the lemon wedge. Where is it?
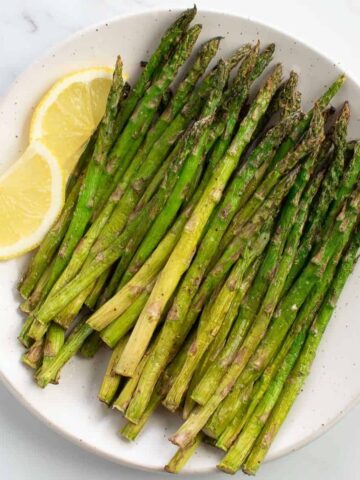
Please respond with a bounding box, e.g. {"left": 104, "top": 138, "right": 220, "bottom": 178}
{"left": 29, "top": 67, "right": 113, "bottom": 177}
{"left": 0, "top": 142, "right": 65, "bottom": 260}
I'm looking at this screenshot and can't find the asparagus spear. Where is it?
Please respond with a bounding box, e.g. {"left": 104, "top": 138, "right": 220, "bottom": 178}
{"left": 80, "top": 331, "right": 103, "bottom": 358}
{"left": 284, "top": 102, "right": 351, "bottom": 291}
{"left": 133, "top": 45, "right": 264, "bottom": 214}
{"left": 183, "top": 255, "right": 264, "bottom": 418}
{"left": 113, "top": 347, "right": 154, "bottom": 413}
{"left": 205, "top": 168, "right": 326, "bottom": 438}
{"left": 100, "top": 284, "right": 154, "bottom": 349}
{"left": 31, "top": 64, "right": 282, "bottom": 340}
{"left": 121, "top": 59, "right": 290, "bottom": 330}
{"left": 106, "top": 46, "right": 260, "bottom": 290}
{"left": 273, "top": 74, "right": 345, "bottom": 162}
{"left": 45, "top": 53, "right": 232, "bottom": 330}
{"left": 251, "top": 70, "right": 301, "bottom": 139}
{"left": 163, "top": 215, "right": 281, "bottom": 412}
{"left": 123, "top": 36, "right": 221, "bottom": 169}
{"left": 36, "top": 321, "right": 93, "bottom": 387}
{"left": 94, "top": 44, "right": 254, "bottom": 304}
{"left": 219, "top": 108, "right": 324, "bottom": 252}
{"left": 218, "top": 331, "right": 305, "bottom": 473}
{"left": 98, "top": 336, "right": 128, "bottom": 405}
{"left": 84, "top": 269, "right": 110, "bottom": 310}
{"left": 121, "top": 331, "right": 196, "bottom": 438}
{"left": 21, "top": 340, "right": 44, "bottom": 369}
{"left": 34, "top": 57, "right": 124, "bottom": 303}
{"left": 101, "top": 60, "right": 228, "bottom": 287}
{"left": 89, "top": 46, "right": 248, "bottom": 264}
{"left": 243, "top": 229, "right": 360, "bottom": 474}
{"left": 120, "top": 391, "right": 161, "bottom": 441}
{"left": 109, "top": 7, "right": 197, "bottom": 135}
{"left": 90, "top": 120, "right": 232, "bottom": 332}
{"left": 53, "top": 107, "right": 221, "bottom": 330}
{"left": 30, "top": 105, "right": 215, "bottom": 337}
{"left": 116, "top": 65, "right": 283, "bottom": 378}
{"left": 36, "top": 25, "right": 202, "bottom": 309}
{"left": 105, "top": 44, "right": 274, "bottom": 301}
{"left": 164, "top": 434, "right": 204, "bottom": 473}
{"left": 42, "top": 323, "right": 65, "bottom": 379}
{"left": 217, "top": 211, "right": 349, "bottom": 452}
{"left": 170, "top": 184, "right": 360, "bottom": 448}
{"left": 25, "top": 266, "right": 51, "bottom": 313}
{"left": 30, "top": 115, "right": 225, "bottom": 376}
{"left": 193, "top": 109, "right": 325, "bottom": 406}
{"left": 125, "top": 168, "right": 297, "bottom": 423}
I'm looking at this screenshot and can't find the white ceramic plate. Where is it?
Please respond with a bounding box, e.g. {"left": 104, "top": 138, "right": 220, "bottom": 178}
{"left": 1, "top": 8, "right": 360, "bottom": 474}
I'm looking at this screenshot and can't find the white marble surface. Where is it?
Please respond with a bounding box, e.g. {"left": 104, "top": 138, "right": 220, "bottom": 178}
{"left": 1, "top": 0, "right": 360, "bottom": 478}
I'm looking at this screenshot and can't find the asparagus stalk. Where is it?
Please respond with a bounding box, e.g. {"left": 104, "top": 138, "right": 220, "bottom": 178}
{"left": 100, "top": 283, "right": 154, "bottom": 349}
{"left": 25, "top": 266, "right": 51, "bottom": 312}
{"left": 163, "top": 215, "right": 280, "bottom": 412}
{"left": 133, "top": 45, "right": 257, "bottom": 214}
{"left": 107, "top": 44, "right": 273, "bottom": 300}
{"left": 120, "top": 391, "right": 161, "bottom": 441}
{"left": 204, "top": 177, "right": 326, "bottom": 439}
{"left": 98, "top": 336, "right": 128, "bottom": 405}
{"left": 284, "top": 102, "right": 351, "bottom": 291}
{"left": 217, "top": 212, "right": 349, "bottom": 452}
{"left": 31, "top": 107, "right": 215, "bottom": 337}
{"left": 123, "top": 36, "right": 221, "bottom": 169}
{"left": 121, "top": 331, "right": 196, "bottom": 438}
{"left": 193, "top": 109, "right": 325, "bottom": 406}
{"left": 42, "top": 323, "right": 65, "bottom": 379}
{"left": 219, "top": 106, "right": 324, "bottom": 252}
{"left": 102, "top": 61, "right": 228, "bottom": 287}
{"left": 80, "top": 332, "right": 103, "bottom": 358}
{"left": 170, "top": 184, "right": 360, "bottom": 448}
{"left": 251, "top": 70, "right": 301, "bottom": 139}
{"left": 52, "top": 108, "right": 219, "bottom": 330}
{"left": 116, "top": 65, "right": 283, "bottom": 378}
{"left": 35, "top": 57, "right": 125, "bottom": 302}
{"left": 204, "top": 168, "right": 326, "bottom": 438}
{"left": 36, "top": 321, "right": 93, "bottom": 387}
{"left": 119, "top": 335, "right": 192, "bottom": 440}
{"left": 46, "top": 57, "right": 230, "bottom": 329}
{"left": 31, "top": 143, "right": 220, "bottom": 378}
{"left": 21, "top": 340, "right": 44, "bottom": 369}
{"left": 218, "top": 331, "right": 305, "bottom": 473}
{"left": 113, "top": 347, "right": 154, "bottom": 413}
{"left": 95, "top": 45, "right": 254, "bottom": 305}
{"left": 273, "top": 74, "right": 345, "bottom": 162}
{"left": 36, "top": 25, "right": 202, "bottom": 310}
{"left": 164, "top": 434, "right": 204, "bottom": 473}
{"left": 90, "top": 120, "right": 232, "bottom": 332}
{"left": 31, "top": 64, "right": 282, "bottom": 339}
{"left": 110, "top": 7, "right": 197, "bottom": 136}
{"left": 183, "top": 255, "right": 264, "bottom": 419}
{"left": 243, "top": 229, "right": 360, "bottom": 474}
{"left": 205, "top": 382, "right": 254, "bottom": 441}
{"left": 211, "top": 179, "right": 326, "bottom": 445}
{"left": 132, "top": 93, "right": 294, "bottom": 370}
{"left": 125, "top": 168, "right": 297, "bottom": 423}
{"left": 84, "top": 269, "right": 110, "bottom": 310}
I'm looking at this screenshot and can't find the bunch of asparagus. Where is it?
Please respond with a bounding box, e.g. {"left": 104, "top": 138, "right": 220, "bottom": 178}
{"left": 17, "top": 7, "right": 360, "bottom": 474}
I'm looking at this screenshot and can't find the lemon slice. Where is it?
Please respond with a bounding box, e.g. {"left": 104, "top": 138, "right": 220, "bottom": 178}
{"left": 0, "top": 142, "right": 65, "bottom": 260}
{"left": 29, "top": 67, "right": 113, "bottom": 177}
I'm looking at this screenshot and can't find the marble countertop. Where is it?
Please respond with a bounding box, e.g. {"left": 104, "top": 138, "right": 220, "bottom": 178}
{"left": 1, "top": 1, "right": 360, "bottom": 479}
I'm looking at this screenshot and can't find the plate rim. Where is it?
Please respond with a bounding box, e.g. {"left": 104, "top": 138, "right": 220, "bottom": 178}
{"left": 1, "top": 6, "right": 359, "bottom": 474}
